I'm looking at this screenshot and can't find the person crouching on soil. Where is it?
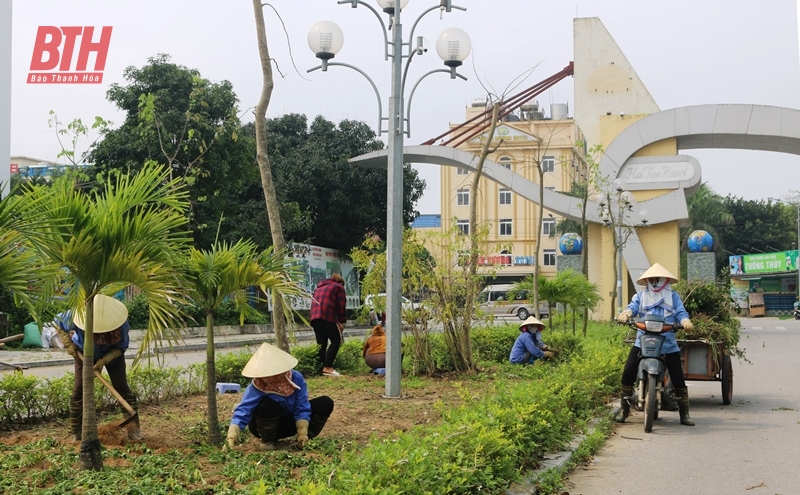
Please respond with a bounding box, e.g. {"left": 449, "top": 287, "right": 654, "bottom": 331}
{"left": 225, "top": 343, "right": 335, "bottom": 451}
{"left": 56, "top": 294, "right": 143, "bottom": 442}
{"left": 362, "top": 323, "right": 387, "bottom": 371}
{"left": 509, "top": 316, "right": 555, "bottom": 365}
{"left": 614, "top": 262, "right": 695, "bottom": 426}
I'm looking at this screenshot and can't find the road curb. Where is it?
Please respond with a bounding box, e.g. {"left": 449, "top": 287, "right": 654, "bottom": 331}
{"left": 6, "top": 327, "right": 373, "bottom": 369}
{"left": 504, "top": 416, "right": 608, "bottom": 495}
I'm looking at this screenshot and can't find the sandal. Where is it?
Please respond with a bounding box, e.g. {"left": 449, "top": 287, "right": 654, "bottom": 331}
{"left": 323, "top": 370, "right": 341, "bottom": 377}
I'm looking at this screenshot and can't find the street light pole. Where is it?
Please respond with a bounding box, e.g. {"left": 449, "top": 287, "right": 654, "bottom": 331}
{"left": 308, "top": 1, "right": 470, "bottom": 398}
{"left": 385, "top": 5, "right": 404, "bottom": 398}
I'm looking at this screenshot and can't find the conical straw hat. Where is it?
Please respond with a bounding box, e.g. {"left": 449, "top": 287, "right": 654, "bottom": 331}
{"left": 242, "top": 343, "right": 299, "bottom": 378}
{"left": 636, "top": 263, "right": 678, "bottom": 285}
{"left": 519, "top": 316, "right": 545, "bottom": 330}
{"left": 72, "top": 294, "right": 129, "bottom": 333}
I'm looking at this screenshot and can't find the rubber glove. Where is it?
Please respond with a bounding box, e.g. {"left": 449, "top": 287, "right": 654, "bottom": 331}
{"left": 681, "top": 319, "right": 693, "bottom": 332}
{"left": 295, "top": 419, "right": 310, "bottom": 449}
{"left": 224, "top": 424, "right": 241, "bottom": 451}
{"left": 616, "top": 309, "right": 633, "bottom": 323}
{"left": 542, "top": 351, "right": 555, "bottom": 360}
{"left": 93, "top": 349, "right": 123, "bottom": 372}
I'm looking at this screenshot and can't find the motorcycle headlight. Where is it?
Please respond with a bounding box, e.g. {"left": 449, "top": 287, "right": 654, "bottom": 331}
{"left": 645, "top": 320, "right": 664, "bottom": 332}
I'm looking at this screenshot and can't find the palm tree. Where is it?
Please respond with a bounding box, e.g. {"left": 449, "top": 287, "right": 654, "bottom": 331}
{"left": 685, "top": 183, "right": 734, "bottom": 244}
{"left": 183, "top": 241, "right": 309, "bottom": 445}
{"left": 513, "top": 269, "right": 600, "bottom": 330}
{"left": 684, "top": 183, "right": 735, "bottom": 273}
{"left": 26, "top": 165, "right": 191, "bottom": 470}
{"left": 0, "top": 183, "right": 66, "bottom": 320}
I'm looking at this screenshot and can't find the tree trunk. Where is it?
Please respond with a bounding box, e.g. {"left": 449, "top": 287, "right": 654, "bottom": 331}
{"left": 79, "top": 297, "right": 103, "bottom": 470}
{"left": 205, "top": 312, "right": 222, "bottom": 445}
{"left": 460, "top": 102, "right": 500, "bottom": 373}
{"left": 581, "top": 187, "right": 589, "bottom": 336}
{"left": 252, "top": 0, "right": 289, "bottom": 351}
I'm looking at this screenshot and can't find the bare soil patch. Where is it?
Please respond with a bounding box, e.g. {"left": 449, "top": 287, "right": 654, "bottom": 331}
{"left": 0, "top": 372, "right": 486, "bottom": 454}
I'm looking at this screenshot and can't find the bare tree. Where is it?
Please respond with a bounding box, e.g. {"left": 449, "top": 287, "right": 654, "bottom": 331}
{"left": 252, "top": 0, "right": 289, "bottom": 351}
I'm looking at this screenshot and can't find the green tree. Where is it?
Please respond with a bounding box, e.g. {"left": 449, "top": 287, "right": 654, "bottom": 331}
{"left": 88, "top": 54, "right": 244, "bottom": 250}
{"left": 184, "top": 241, "right": 309, "bottom": 444}
{"left": 682, "top": 183, "right": 734, "bottom": 273}
{"left": 512, "top": 269, "right": 600, "bottom": 332}
{"left": 718, "top": 196, "right": 796, "bottom": 258}
{"left": 25, "top": 164, "right": 191, "bottom": 470}
{"left": 267, "top": 114, "right": 425, "bottom": 252}
{"left": 352, "top": 223, "right": 489, "bottom": 375}
{"left": 0, "top": 183, "right": 64, "bottom": 324}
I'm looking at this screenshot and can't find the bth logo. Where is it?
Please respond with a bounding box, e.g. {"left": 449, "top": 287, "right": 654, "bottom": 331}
{"left": 28, "top": 26, "right": 112, "bottom": 84}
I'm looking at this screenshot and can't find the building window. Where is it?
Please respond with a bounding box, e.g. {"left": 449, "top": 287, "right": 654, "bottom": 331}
{"left": 499, "top": 188, "right": 511, "bottom": 205}
{"left": 457, "top": 188, "right": 470, "bottom": 206}
{"left": 499, "top": 219, "right": 513, "bottom": 236}
{"left": 543, "top": 249, "right": 556, "bottom": 266}
{"left": 498, "top": 156, "right": 512, "bottom": 170}
{"left": 457, "top": 167, "right": 468, "bottom": 175}
{"left": 457, "top": 220, "right": 469, "bottom": 235}
{"left": 542, "top": 156, "right": 555, "bottom": 173}
{"left": 543, "top": 217, "right": 556, "bottom": 236}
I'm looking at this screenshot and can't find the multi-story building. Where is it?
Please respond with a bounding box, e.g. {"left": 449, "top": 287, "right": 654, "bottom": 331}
{"left": 438, "top": 100, "right": 587, "bottom": 283}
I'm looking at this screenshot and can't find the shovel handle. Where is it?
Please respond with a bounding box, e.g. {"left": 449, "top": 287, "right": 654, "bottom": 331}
{"left": 75, "top": 350, "right": 136, "bottom": 417}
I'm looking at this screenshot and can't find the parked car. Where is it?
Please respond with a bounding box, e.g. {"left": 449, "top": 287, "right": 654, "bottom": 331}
{"left": 364, "top": 293, "right": 431, "bottom": 323}
{"left": 364, "top": 293, "right": 414, "bottom": 313}
{"left": 477, "top": 284, "right": 549, "bottom": 320}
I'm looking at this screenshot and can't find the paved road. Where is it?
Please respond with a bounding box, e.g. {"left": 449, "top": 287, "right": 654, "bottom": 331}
{"left": 566, "top": 317, "right": 800, "bottom": 495}
{"left": 0, "top": 347, "right": 250, "bottom": 380}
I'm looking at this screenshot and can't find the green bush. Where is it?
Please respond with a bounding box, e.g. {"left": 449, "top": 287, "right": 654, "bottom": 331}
{"left": 0, "top": 322, "right": 629, "bottom": 494}
{"left": 471, "top": 325, "right": 518, "bottom": 363}
{"left": 125, "top": 294, "right": 268, "bottom": 330}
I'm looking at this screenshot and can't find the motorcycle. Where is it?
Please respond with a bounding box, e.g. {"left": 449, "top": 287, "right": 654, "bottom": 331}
{"left": 794, "top": 306, "right": 800, "bottom": 320}
{"left": 624, "top": 314, "right": 681, "bottom": 433}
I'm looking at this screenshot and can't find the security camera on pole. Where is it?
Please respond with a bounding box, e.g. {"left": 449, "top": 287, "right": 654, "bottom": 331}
{"left": 308, "top": 0, "right": 471, "bottom": 398}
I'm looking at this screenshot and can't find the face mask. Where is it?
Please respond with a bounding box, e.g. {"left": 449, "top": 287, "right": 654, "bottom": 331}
{"left": 647, "top": 277, "right": 668, "bottom": 292}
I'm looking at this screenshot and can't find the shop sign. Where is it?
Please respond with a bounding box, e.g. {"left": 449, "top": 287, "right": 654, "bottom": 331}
{"left": 729, "top": 250, "right": 798, "bottom": 275}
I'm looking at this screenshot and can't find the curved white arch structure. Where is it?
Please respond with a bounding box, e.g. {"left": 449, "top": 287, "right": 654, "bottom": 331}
{"left": 351, "top": 103, "right": 800, "bottom": 285}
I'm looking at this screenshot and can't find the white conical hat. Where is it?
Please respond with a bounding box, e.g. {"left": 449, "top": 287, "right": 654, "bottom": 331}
{"left": 72, "top": 294, "right": 129, "bottom": 333}
{"left": 241, "top": 343, "right": 299, "bottom": 378}
{"left": 519, "top": 316, "right": 545, "bottom": 330}
{"left": 636, "top": 263, "right": 678, "bottom": 285}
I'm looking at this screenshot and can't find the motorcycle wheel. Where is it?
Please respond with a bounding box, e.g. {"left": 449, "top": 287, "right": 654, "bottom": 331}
{"left": 644, "top": 374, "right": 657, "bottom": 433}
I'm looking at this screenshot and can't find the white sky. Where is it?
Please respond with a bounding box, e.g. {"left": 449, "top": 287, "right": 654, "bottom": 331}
{"left": 8, "top": 0, "right": 800, "bottom": 213}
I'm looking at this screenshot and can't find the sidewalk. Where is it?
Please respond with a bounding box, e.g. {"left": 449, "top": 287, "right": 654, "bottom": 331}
{"left": 0, "top": 325, "right": 373, "bottom": 370}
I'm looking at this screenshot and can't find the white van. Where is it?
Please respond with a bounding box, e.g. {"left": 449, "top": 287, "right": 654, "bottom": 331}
{"left": 477, "top": 284, "right": 549, "bottom": 320}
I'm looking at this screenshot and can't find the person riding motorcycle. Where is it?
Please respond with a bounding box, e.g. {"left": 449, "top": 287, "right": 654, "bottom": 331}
{"left": 614, "top": 263, "right": 695, "bottom": 426}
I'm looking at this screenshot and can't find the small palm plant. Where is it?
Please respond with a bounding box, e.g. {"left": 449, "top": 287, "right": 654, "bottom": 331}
{"left": 25, "top": 164, "right": 191, "bottom": 470}
{"left": 0, "top": 183, "right": 66, "bottom": 320}
{"left": 184, "top": 241, "right": 309, "bottom": 445}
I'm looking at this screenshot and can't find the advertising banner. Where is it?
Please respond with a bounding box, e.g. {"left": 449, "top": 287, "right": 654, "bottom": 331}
{"left": 729, "top": 250, "right": 798, "bottom": 276}
{"left": 288, "top": 243, "right": 360, "bottom": 310}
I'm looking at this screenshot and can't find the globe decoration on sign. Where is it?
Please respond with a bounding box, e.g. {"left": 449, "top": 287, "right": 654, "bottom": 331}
{"left": 558, "top": 233, "right": 583, "bottom": 255}
{"left": 687, "top": 230, "right": 714, "bottom": 252}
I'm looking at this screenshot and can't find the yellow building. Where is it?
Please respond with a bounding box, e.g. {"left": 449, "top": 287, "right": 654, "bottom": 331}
{"left": 439, "top": 101, "right": 587, "bottom": 282}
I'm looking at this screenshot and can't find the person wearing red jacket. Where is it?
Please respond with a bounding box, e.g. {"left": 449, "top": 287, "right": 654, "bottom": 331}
{"left": 310, "top": 273, "right": 347, "bottom": 376}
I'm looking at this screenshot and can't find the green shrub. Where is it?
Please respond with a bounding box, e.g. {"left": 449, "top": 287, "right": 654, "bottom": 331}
{"left": 471, "top": 325, "right": 517, "bottom": 363}
{"left": 125, "top": 294, "right": 268, "bottom": 330}
{"left": 292, "top": 344, "right": 321, "bottom": 377}
{"left": 213, "top": 349, "right": 252, "bottom": 387}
